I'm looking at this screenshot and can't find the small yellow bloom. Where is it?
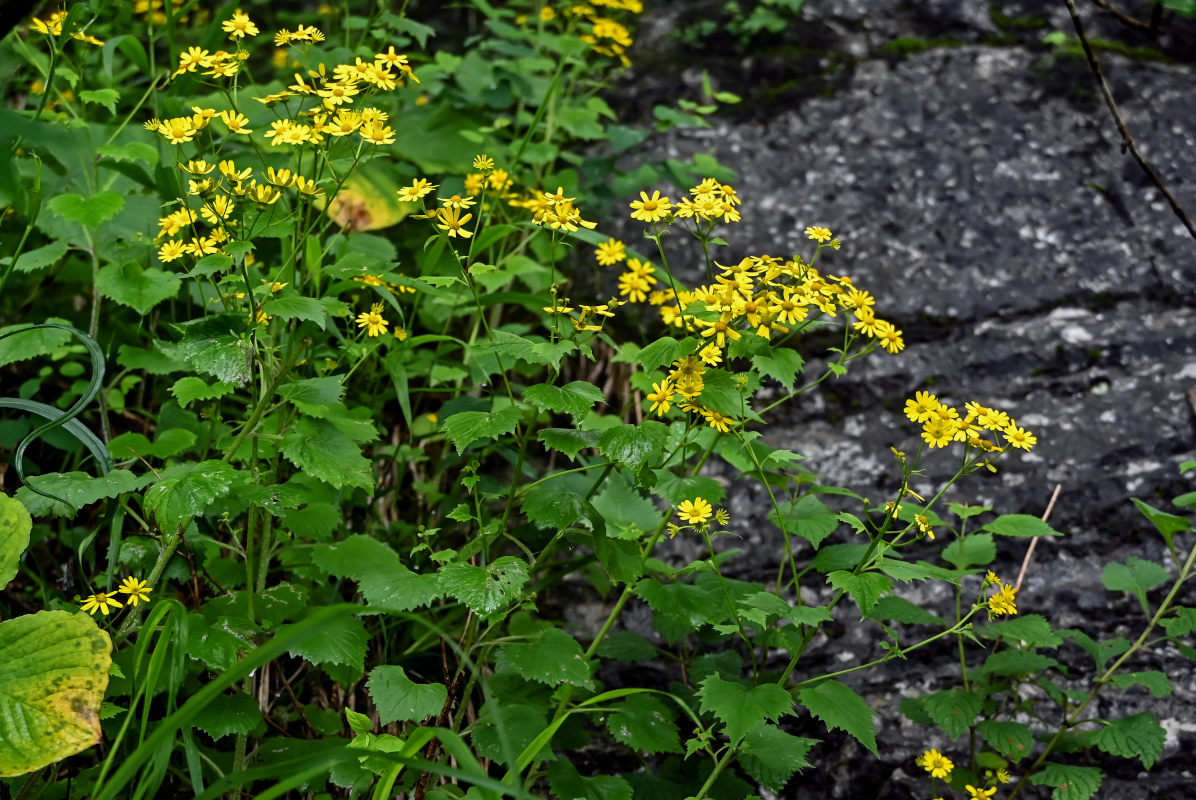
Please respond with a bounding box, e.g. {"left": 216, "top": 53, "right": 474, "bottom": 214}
{"left": 595, "top": 238, "right": 627, "bottom": 266}
{"left": 218, "top": 109, "right": 253, "bottom": 134}
{"left": 805, "top": 225, "right": 832, "bottom": 243}
{"left": 117, "top": 576, "right": 154, "bottom": 606}
{"left": 677, "top": 497, "right": 713, "bottom": 525}
{"left": 80, "top": 592, "right": 124, "bottom": 616}
{"left": 915, "top": 749, "right": 954, "bottom": 780}
{"left": 355, "top": 303, "right": 389, "bottom": 337}
{"left": 965, "top": 786, "right": 996, "bottom": 800}
{"left": 397, "top": 178, "right": 437, "bottom": 202}
{"left": 222, "top": 10, "right": 259, "bottom": 39}
{"left": 472, "top": 154, "right": 495, "bottom": 171}
{"left": 629, "top": 189, "right": 672, "bottom": 223}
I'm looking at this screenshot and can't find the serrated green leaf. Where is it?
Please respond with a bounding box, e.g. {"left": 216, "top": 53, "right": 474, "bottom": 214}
{"left": 441, "top": 405, "right": 523, "bottom": 453}
{"left": 521, "top": 485, "right": 588, "bottom": 531}
{"left": 598, "top": 424, "right": 655, "bottom": 472}
{"left": 1030, "top": 762, "right": 1102, "bottom": 800}
{"left": 95, "top": 261, "right": 179, "bottom": 315}
{"left": 768, "top": 496, "right": 839, "bottom": 548}
{"left": 96, "top": 140, "right": 157, "bottom": 166}
{"left": 547, "top": 760, "right": 632, "bottom": 800}
{"left": 942, "top": 532, "right": 996, "bottom": 569}
{"left": 922, "top": 687, "right": 981, "bottom": 739}
{"left": 192, "top": 693, "right": 260, "bottom": 740}
{"left": 276, "top": 376, "right": 345, "bottom": 416}
{"left": 978, "top": 614, "right": 1062, "bottom": 648}
{"left": 1162, "top": 607, "right": 1196, "bottom": 638}
{"left": 537, "top": 427, "right": 601, "bottom": 459}
{"left": 366, "top": 666, "right": 447, "bottom": 725}
{"left": 1109, "top": 671, "right": 1173, "bottom": 698}
{"left": 979, "top": 650, "right": 1062, "bottom": 676}
{"left": 79, "top": 88, "right": 119, "bottom": 114}
{"left": 606, "top": 695, "right": 680, "bottom": 754}
{"left": 1101, "top": 556, "right": 1168, "bottom": 615}
{"left": 281, "top": 614, "right": 367, "bottom": 671}
{"left": 826, "top": 570, "right": 891, "bottom": 617}
{"left": 0, "top": 320, "right": 72, "bottom": 368}
{"left": 1131, "top": 497, "right": 1190, "bottom": 552}
{"left": 1060, "top": 629, "right": 1129, "bottom": 674}
{"left": 5, "top": 240, "right": 67, "bottom": 273}
{"left": 261, "top": 295, "right": 327, "bottom": 328}
{"left": 144, "top": 461, "right": 241, "bottom": 533}
{"left": 0, "top": 610, "right": 111, "bottom": 777}
{"left": 438, "top": 557, "right": 529, "bottom": 618}
{"left": 1, "top": 493, "right": 32, "bottom": 587}
{"left": 796, "top": 679, "right": 877, "bottom": 756}
{"left": 186, "top": 615, "right": 245, "bottom": 671}
{"left": 312, "top": 535, "right": 440, "bottom": 611}
{"left": 106, "top": 429, "right": 195, "bottom": 461}
{"left": 280, "top": 417, "right": 374, "bottom": 493}
{"left": 635, "top": 576, "right": 727, "bottom": 628}
{"left": 169, "top": 376, "right": 234, "bottom": 409}
{"left": 593, "top": 533, "right": 642, "bottom": 584}
{"left": 472, "top": 701, "right": 548, "bottom": 765}
{"left": 698, "top": 675, "right": 793, "bottom": 743}
{"left": 488, "top": 330, "right": 576, "bottom": 369}
{"left": 595, "top": 630, "right": 657, "bottom": 662}
{"left": 751, "top": 349, "right": 805, "bottom": 391}
{"left": 47, "top": 191, "right": 124, "bottom": 227}
{"left": 739, "top": 723, "right": 816, "bottom": 792}
{"left": 496, "top": 628, "right": 590, "bottom": 687}
{"left": 591, "top": 474, "right": 664, "bottom": 539}
{"left": 976, "top": 720, "right": 1035, "bottom": 761}
{"left": 650, "top": 472, "right": 725, "bottom": 507}
{"left": 982, "top": 514, "right": 1062, "bottom": 538}
{"left": 523, "top": 381, "right": 604, "bottom": 420}
{"left": 866, "top": 595, "right": 941, "bottom": 625}
{"left": 622, "top": 335, "right": 695, "bottom": 372}
{"left": 1093, "top": 711, "right": 1165, "bottom": 768}
{"left": 166, "top": 315, "right": 250, "bottom": 385}
{"left": 17, "top": 470, "right": 153, "bottom": 517}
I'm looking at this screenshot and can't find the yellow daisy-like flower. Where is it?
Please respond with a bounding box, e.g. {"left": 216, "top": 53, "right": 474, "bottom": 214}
{"left": 595, "top": 238, "right": 627, "bottom": 266}
{"left": 355, "top": 303, "right": 389, "bottom": 337}
{"left": 965, "top": 786, "right": 996, "bottom": 800}
{"left": 117, "top": 576, "right": 154, "bottom": 606}
{"left": 629, "top": 189, "right": 672, "bottom": 223}
{"left": 1003, "top": 423, "right": 1036, "bottom": 451}
{"left": 397, "top": 178, "right": 438, "bottom": 202}
{"left": 805, "top": 225, "right": 832, "bottom": 243}
{"left": 222, "top": 10, "right": 259, "bottom": 39}
{"left": 646, "top": 381, "right": 674, "bottom": 416}
{"left": 904, "top": 390, "right": 941, "bottom": 423}
{"left": 921, "top": 416, "right": 957, "bottom": 449}
{"left": 440, "top": 194, "right": 476, "bottom": 210}
{"left": 158, "top": 117, "right": 195, "bottom": 145}
{"left": 218, "top": 109, "right": 253, "bottom": 134}
{"left": 700, "top": 407, "right": 733, "bottom": 433}
{"left": 714, "top": 508, "right": 730, "bottom": 525}
{"left": 988, "top": 582, "right": 1018, "bottom": 619}
{"left": 677, "top": 497, "right": 712, "bottom": 525}
{"left": 158, "top": 239, "right": 188, "bottom": 263}
{"left": 436, "top": 206, "right": 473, "bottom": 238}
{"left": 915, "top": 749, "right": 953, "bottom": 780}
{"left": 472, "top": 154, "right": 495, "bottom": 171}
{"left": 80, "top": 592, "right": 124, "bottom": 616}
{"left": 359, "top": 120, "right": 396, "bottom": 145}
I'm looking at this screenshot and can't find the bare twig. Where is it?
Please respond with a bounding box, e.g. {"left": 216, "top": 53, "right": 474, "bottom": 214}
{"left": 1090, "top": 0, "right": 1156, "bottom": 34}
{"left": 1064, "top": 0, "right": 1196, "bottom": 241}
{"left": 1015, "top": 483, "right": 1062, "bottom": 592}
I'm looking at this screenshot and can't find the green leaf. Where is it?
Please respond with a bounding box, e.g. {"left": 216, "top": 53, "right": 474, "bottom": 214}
{"left": 167, "top": 315, "right": 250, "bottom": 385}
{"left": 635, "top": 576, "right": 728, "bottom": 628}
{"left": 312, "top": 535, "right": 441, "bottom": 611}
{"left": 192, "top": 693, "right": 260, "bottom": 740}
{"left": 978, "top": 614, "right": 1062, "bottom": 648}
{"left": 976, "top": 720, "right": 1035, "bottom": 762}
{"left": 282, "top": 615, "right": 367, "bottom": 671}
{"left": 0, "top": 494, "right": 31, "bottom": 587}
{"left": 941, "top": 532, "right": 995, "bottom": 569}
{"left": 547, "top": 760, "right": 632, "bottom": 800}
{"left": 17, "top": 470, "right": 152, "bottom": 517}
{"left": 184, "top": 253, "right": 233, "bottom": 279}
{"left": 751, "top": 349, "right": 805, "bottom": 391}
{"left": 261, "top": 295, "right": 328, "bottom": 328}
{"left": 1060, "top": 629, "right": 1129, "bottom": 674}
{"left": 591, "top": 473, "right": 664, "bottom": 539}
{"left": 768, "top": 495, "right": 839, "bottom": 548}
{"left": 620, "top": 336, "right": 696, "bottom": 372}
{"left": 1029, "top": 763, "right": 1102, "bottom": 800}
{"left": 537, "top": 427, "right": 601, "bottom": 459}
{"left": 0, "top": 320, "right": 72, "bottom": 368}
{"left": 79, "top": 88, "right": 119, "bottom": 114}
{"left": 144, "top": 461, "right": 241, "bottom": 533}
{"left": 1109, "top": 671, "right": 1173, "bottom": 698}
{"left": 979, "top": 650, "right": 1061, "bottom": 676}
{"left": 1160, "top": 0, "right": 1196, "bottom": 15}
{"left": 605, "top": 695, "right": 680, "bottom": 754}
{"left": 523, "top": 381, "right": 604, "bottom": 420}
{"left": 277, "top": 376, "right": 346, "bottom": 417}
{"left": 441, "top": 405, "right": 523, "bottom": 453}
{"left": 4, "top": 240, "right": 67, "bottom": 273}
{"left": 521, "top": 486, "right": 589, "bottom": 531}
{"left": 186, "top": 615, "right": 244, "bottom": 671}
{"left": 0, "top": 610, "right": 111, "bottom": 777}
{"left": 981, "top": 514, "right": 1062, "bottom": 538}
{"left": 1101, "top": 556, "right": 1168, "bottom": 614}
{"left": 866, "top": 595, "right": 941, "bottom": 625}
{"left": 596, "top": 630, "right": 657, "bottom": 662}
{"left": 96, "top": 140, "right": 157, "bottom": 166}
{"left": 488, "top": 330, "right": 576, "bottom": 369}
{"left": 280, "top": 417, "right": 374, "bottom": 493}
{"left": 697, "top": 675, "right": 793, "bottom": 743}
{"left": 366, "top": 666, "right": 447, "bottom": 725}
{"left": 739, "top": 723, "right": 816, "bottom": 792}
{"left": 795, "top": 679, "right": 878, "bottom": 756}
{"left": 496, "top": 628, "right": 590, "bottom": 687}
{"left": 107, "top": 429, "right": 195, "bottom": 461}
{"left": 826, "top": 570, "right": 891, "bottom": 617}
{"left": 1162, "top": 607, "right": 1196, "bottom": 638}
{"left": 169, "top": 376, "right": 234, "bottom": 409}
{"left": 472, "top": 700, "right": 548, "bottom": 765}
{"left": 438, "top": 556, "right": 529, "bottom": 618}
{"left": 1093, "top": 711, "right": 1165, "bottom": 769}
{"left": 1131, "top": 497, "right": 1191, "bottom": 551}
{"left": 598, "top": 424, "right": 656, "bottom": 472}
{"left": 922, "top": 687, "right": 981, "bottom": 739}
{"left": 46, "top": 191, "right": 124, "bottom": 227}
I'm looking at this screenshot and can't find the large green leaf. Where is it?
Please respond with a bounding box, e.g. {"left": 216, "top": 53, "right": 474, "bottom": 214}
{"left": 1101, "top": 556, "right": 1169, "bottom": 615}
{"left": 95, "top": 260, "right": 179, "bottom": 314}
{"left": 0, "top": 611, "right": 112, "bottom": 777}
{"left": 438, "top": 557, "right": 529, "bottom": 619}
{"left": 46, "top": 191, "right": 124, "bottom": 228}
{"left": 697, "top": 675, "right": 792, "bottom": 743}
{"left": 15, "top": 470, "right": 152, "bottom": 517}
{"left": 280, "top": 417, "right": 375, "bottom": 493}
{"left": 144, "top": 461, "right": 243, "bottom": 533}
{"left": 1093, "top": 711, "right": 1165, "bottom": 769}
{"left": 311, "top": 535, "right": 441, "bottom": 612}
{"left": 440, "top": 405, "right": 523, "bottom": 454}
{"left": 367, "top": 666, "right": 447, "bottom": 725}
{"left": 496, "top": 628, "right": 590, "bottom": 687}
{"left": 1029, "top": 763, "right": 1102, "bottom": 800}
{"left": 604, "top": 695, "right": 680, "bottom": 754}
{"left": 0, "top": 493, "right": 32, "bottom": 587}
{"left": 795, "top": 679, "right": 878, "bottom": 756}
{"left": 739, "top": 723, "right": 816, "bottom": 792}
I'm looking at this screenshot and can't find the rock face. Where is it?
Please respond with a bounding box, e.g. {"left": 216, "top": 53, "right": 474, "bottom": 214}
{"left": 602, "top": 1, "right": 1196, "bottom": 796}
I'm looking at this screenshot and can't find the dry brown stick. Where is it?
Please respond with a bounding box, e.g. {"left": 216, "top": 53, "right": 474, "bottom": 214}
{"left": 1090, "top": 0, "right": 1155, "bottom": 33}
{"left": 1064, "top": 0, "right": 1196, "bottom": 242}
{"left": 1016, "top": 483, "right": 1062, "bottom": 592}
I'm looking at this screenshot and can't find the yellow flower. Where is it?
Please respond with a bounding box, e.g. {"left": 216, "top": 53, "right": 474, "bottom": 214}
{"left": 714, "top": 508, "right": 730, "bottom": 525}
{"left": 472, "top": 154, "right": 495, "bottom": 171}
{"left": 218, "top": 109, "right": 253, "bottom": 134}
{"left": 905, "top": 390, "right": 941, "bottom": 423}
{"left": 397, "top": 178, "right": 438, "bottom": 202}
{"left": 158, "top": 240, "right": 187, "bottom": 263}
{"left": 646, "top": 381, "right": 674, "bottom": 416}
{"left": 965, "top": 786, "right": 996, "bottom": 800}
{"left": 629, "top": 189, "right": 672, "bottom": 223}
{"left": 158, "top": 117, "right": 195, "bottom": 145}
{"left": 359, "top": 120, "right": 396, "bottom": 145}
{"left": 700, "top": 407, "right": 733, "bottom": 433}
{"left": 222, "top": 10, "right": 259, "bottom": 39}
{"left": 595, "top": 238, "right": 627, "bottom": 266}
{"left": 915, "top": 749, "right": 953, "bottom": 780}
{"left": 117, "top": 576, "right": 154, "bottom": 606}
{"left": 440, "top": 194, "right": 477, "bottom": 210}
{"left": 436, "top": 206, "right": 473, "bottom": 238}
{"left": 677, "top": 497, "right": 712, "bottom": 525}
{"left": 805, "top": 225, "right": 832, "bottom": 243}
{"left": 355, "top": 303, "right": 389, "bottom": 337}
{"left": 988, "top": 581, "right": 1018, "bottom": 619}
{"left": 1003, "top": 423, "right": 1036, "bottom": 451}
{"left": 80, "top": 591, "right": 124, "bottom": 616}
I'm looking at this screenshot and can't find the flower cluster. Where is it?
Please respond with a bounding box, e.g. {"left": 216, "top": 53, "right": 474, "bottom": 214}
{"left": 29, "top": 11, "right": 105, "bottom": 45}
{"left": 904, "top": 391, "right": 1036, "bottom": 453}
{"left": 523, "top": 1, "right": 643, "bottom": 66}
{"left": 526, "top": 186, "right": 599, "bottom": 232}
{"left": 668, "top": 497, "right": 730, "bottom": 537}
{"left": 984, "top": 571, "right": 1018, "bottom": 619}
{"left": 80, "top": 576, "right": 153, "bottom": 616}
